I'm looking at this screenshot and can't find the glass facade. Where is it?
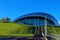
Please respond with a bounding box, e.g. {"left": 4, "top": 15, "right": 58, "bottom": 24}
{"left": 14, "top": 12, "right": 58, "bottom": 26}
{"left": 17, "top": 17, "right": 55, "bottom": 26}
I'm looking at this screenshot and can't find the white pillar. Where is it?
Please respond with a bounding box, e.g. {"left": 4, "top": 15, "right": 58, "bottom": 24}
{"left": 45, "top": 16, "right": 47, "bottom": 36}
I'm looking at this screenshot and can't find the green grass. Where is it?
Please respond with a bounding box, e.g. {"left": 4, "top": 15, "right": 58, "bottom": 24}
{"left": 0, "top": 23, "right": 34, "bottom": 36}
{"left": 47, "top": 26, "right": 60, "bottom": 35}
{"left": 0, "top": 23, "right": 60, "bottom": 36}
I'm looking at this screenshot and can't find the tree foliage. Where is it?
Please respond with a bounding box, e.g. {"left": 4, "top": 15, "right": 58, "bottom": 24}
{"left": 0, "top": 17, "right": 10, "bottom": 23}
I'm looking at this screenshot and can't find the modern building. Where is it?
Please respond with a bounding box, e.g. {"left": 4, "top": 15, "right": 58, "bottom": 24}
{"left": 14, "top": 12, "right": 59, "bottom": 39}
{"left": 14, "top": 12, "right": 59, "bottom": 26}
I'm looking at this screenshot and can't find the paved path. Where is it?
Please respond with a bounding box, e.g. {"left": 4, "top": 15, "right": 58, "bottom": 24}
{"left": 0, "top": 36, "right": 56, "bottom": 40}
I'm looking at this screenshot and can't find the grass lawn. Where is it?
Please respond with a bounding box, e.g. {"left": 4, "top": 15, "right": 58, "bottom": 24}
{"left": 0, "top": 23, "right": 34, "bottom": 36}
{"left": 0, "top": 23, "right": 60, "bottom": 36}
{"left": 47, "top": 26, "right": 60, "bottom": 35}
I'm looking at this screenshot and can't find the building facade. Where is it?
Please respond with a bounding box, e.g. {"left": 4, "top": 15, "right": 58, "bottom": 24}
{"left": 14, "top": 12, "right": 59, "bottom": 26}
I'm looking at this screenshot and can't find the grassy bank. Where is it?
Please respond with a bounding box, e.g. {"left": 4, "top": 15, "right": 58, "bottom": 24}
{"left": 0, "top": 23, "right": 34, "bottom": 36}
{"left": 0, "top": 23, "right": 60, "bottom": 36}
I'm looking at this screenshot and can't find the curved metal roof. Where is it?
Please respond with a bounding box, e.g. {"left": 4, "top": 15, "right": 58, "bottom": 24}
{"left": 14, "top": 12, "right": 59, "bottom": 26}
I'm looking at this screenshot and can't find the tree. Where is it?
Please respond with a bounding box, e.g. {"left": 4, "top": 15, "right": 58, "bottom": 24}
{"left": 5, "top": 17, "right": 10, "bottom": 23}
{"left": 0, "top": 17, "right": 10, "bottom": 23}
{"left": 0, "top": 18, "right": 5, "bottom": 23}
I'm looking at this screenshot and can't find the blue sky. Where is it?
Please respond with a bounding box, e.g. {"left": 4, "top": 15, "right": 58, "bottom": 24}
{"left": 0, "top": 0, "right": 60, "bottom": 24}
